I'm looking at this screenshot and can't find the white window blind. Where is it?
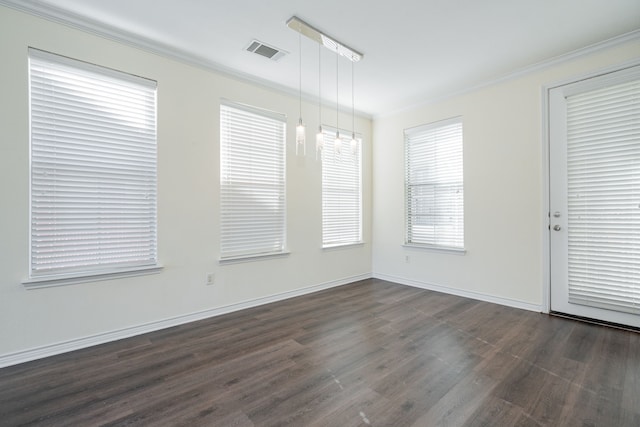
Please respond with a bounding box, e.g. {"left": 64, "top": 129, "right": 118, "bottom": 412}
{"left": 29, "top": 49, "right": 158, "bottom": 279}
{"left": 566, "top": 76, "right": 640, "bottom": 314}
{"left": 405, "top": 117, "right": 464, "bottom": 249}
{"left": 322, "top": 128, "right": 362, "bottom": 247}
{"left": 220, "top": 102, "right": 286, "bottom": 259}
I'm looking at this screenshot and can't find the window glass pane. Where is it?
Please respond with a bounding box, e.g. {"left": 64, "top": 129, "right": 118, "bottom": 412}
{"left": 566, "top": 77, "right": 640, "bottom": 314}
{"left": 321, "top": 128, "right": 362, "bottom": 247}
{"left": 29, "top": 49, "right": 158, "bottom": 278}
{"left": 405, "top": 118, "right": 464, "bottom": 249}
{"left": 220, "top": 102, "right": 286, "bottom": 258}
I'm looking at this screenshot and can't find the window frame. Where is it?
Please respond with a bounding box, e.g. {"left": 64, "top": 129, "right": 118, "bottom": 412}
{"left": 321, "top": 127, "right": 363, "bottom": 248}
{"left": 25, "top": 49, "right": 160, "bottom": 288}
{"left": 219, "top": 100, "right": 288, "bottom": 262}
{"left": 404, "top": 116, "right": 465, "bottom": 253}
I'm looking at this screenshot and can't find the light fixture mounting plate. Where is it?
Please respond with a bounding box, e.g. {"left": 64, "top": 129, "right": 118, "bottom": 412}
{"left": 286, "top": 16, "right": 362, "bottom": 62}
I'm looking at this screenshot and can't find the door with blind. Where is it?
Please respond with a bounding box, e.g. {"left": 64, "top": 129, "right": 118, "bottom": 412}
{"left": 549, "top": 65, "right": 640, "bottom": 327}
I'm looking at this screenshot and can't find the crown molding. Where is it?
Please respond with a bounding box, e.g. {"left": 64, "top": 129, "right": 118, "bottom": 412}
{"left": 375, "top": 29, "right": 640, "bottom": 119}
{"left": 0, "top": 0, "right": 373, "bottom": 120}
{"left": 0, "top": 0, "right": 291, "bottom": 95}
{"left": 1, "top": 1, "right": 635, "bottom": 120}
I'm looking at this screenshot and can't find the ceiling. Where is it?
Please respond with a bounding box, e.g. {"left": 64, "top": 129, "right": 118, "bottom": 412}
{"left": 4, "top": 0, "right": 640, "bottom": 117}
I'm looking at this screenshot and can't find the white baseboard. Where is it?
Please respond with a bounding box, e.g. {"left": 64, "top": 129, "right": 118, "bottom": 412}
{"left": 0, "top": 272, "right": 542, "bottom": 368}
{"left": 0, "top": 273, "right": 372, "bottom": 368}
{"left": 373, "top": 272, "right": 543, "bottom": 313}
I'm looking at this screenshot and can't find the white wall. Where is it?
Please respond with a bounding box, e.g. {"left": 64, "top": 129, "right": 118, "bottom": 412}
{"left": 372, "top": 36, "right": 640, "bottom": 309}
{"left": 0, "top": 6, "right": 372, "bottom": 362}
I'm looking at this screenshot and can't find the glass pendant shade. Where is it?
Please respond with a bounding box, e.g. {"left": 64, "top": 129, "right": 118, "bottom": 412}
{"left": 316, "top": 126, "right": 324, "bottom": 159}
{"left": 296, "top": 118, "right": 306, "bottom": 156}
{"left": 334, "top": 131, "right": 342, "bottom": 155}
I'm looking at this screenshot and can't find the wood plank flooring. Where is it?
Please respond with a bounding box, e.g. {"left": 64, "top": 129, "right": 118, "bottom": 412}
{"left": 1, "top": 278, "right": 639, "bottom": 426}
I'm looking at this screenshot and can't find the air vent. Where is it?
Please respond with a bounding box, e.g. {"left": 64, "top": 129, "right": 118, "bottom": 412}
{"left": 246, "top": 40, "right": 287, "bottom": 61}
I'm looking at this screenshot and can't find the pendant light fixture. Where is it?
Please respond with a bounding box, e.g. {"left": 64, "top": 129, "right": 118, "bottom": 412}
{"left": 295, "top": 32, "right": 306, "bottom": 156}
{"left": 286, "top": 16, "right": 363, "bottom": 160}
{"left": 286, "top": 17, "right": 362, "bottom": 63}
{"left": 316, "top": 42, "right": 323, "bottom": 160}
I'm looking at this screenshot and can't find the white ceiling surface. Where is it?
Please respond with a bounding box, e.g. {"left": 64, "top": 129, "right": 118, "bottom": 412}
{"left": 6, "top": 0, "right": 640, "bottom": 117}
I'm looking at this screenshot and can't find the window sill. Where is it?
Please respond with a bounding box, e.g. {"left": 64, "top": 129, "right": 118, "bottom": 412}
{"left": 403, "top": 244, "right": 466, "bottom": 255}
{"left": 23, "top": 265, "right": 163, "bottom": 289}
{"left": 219, "top": 251, "right": 290, "bottom": 265}
{"left": 323, "top": 242, "right": 364, "bottom": 250}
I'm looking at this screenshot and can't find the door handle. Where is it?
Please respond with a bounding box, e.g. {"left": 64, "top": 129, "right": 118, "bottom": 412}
{"left": 553, "top": 225, "right": 561, "bottom": 231}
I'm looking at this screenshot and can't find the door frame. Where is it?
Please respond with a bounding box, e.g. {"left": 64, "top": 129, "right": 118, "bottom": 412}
{"left": 541, "top": 58, "right": 640, "bottom": 315}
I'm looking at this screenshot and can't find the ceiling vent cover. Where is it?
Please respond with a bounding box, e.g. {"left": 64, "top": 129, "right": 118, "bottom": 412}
{"left": 246, "top": 40, "right": 287, "bottom": 61}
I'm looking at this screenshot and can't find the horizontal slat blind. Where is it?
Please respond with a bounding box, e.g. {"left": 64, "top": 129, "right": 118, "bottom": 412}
{"left": 566, "top": 77, "right": 640, "bottom": 314}
{"left": 29, "top": 49, "right": 158, "bottom": 278}
{"left": 405, "top": 118, "right": 464, "bottom": 249}
{"left": 220, "top": 102, "right": 286, "bottom": 258}
{"left": 322, "top": 128, "right": 362, "bottom": 247}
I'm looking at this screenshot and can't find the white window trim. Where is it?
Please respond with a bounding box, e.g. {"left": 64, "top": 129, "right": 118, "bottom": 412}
{"left": 22, "top": 265, "right": 163, "bottom": 289}
{"left": 27, "top": 48, "right": 159, "bottom": 286}
{"left": 218, "top": 251, "right": 291, "bottom": 265}
{"left": 404, "top": 116, "right": 465, "bottom": 252}
{"left": 321, "top": 126, "right": 363, "bottom": 248}
{"left": 219, "top": 100, "right": 288, "bottom": 262}
{"left": 323, "top": 242, "right": 365, "bottom": 251}
{"left": 402, "top": 243, "right": 466, "bottom": 255}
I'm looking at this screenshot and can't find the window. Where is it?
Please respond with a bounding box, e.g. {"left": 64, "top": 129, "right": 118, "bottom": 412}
{"left": 220, "top": 102, "right": 286, "bottom": 259}
{"left": 28, "top": 49, "right": 158, "bottom": 281}
{"left": 405, "top": 117, "right": 464, "bottom": 250}
{"left": 322, "top": 128, "right": 362, "bottom": 247}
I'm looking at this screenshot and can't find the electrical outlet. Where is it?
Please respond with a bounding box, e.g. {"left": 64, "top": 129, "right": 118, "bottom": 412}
{"left": 405, "top": 255, "right": 410, "bottom": 263}
{"left": 206, "top": 272, "right": 215, "bottom": 286}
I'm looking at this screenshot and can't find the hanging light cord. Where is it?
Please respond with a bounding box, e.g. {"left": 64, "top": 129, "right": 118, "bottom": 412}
{"left": 299, "top": 33, "right": 302, "bottom": 120}
{"left": 336, "top": 48, "right": 339, "bottom": 136}
{"left": 318, "top": 43, "right": 321, "bottom": 127}
{"left": 352, "top": 61, "right": 355, "bottom": 136}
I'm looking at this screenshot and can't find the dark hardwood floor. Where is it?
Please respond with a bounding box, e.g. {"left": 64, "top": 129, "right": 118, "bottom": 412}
{"left": 1, "top": 278, "right": 639, "bottom": 426}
